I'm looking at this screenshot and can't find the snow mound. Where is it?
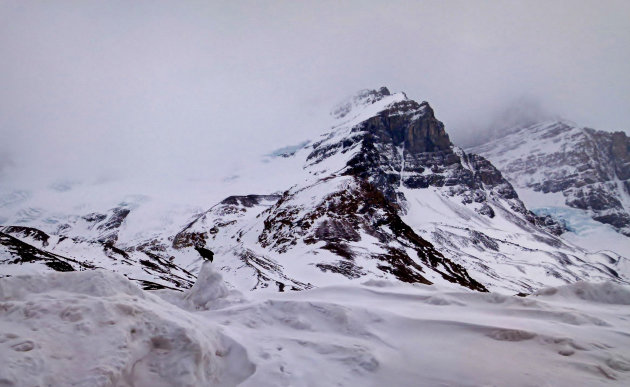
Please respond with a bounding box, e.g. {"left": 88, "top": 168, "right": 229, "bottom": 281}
{"left": 0, "top": 270, "right": 254, "bottom": 387}
{"left": 534, "top": 281, "right": 630, "bottom": 305}
{"left": 181, "top": 261, "right": 242, "bottom": 310}
{"left": 0, "top": 269, "right": 144, "bottom": 299}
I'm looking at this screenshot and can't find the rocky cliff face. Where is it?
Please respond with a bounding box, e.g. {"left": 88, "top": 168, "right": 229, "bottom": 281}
{"left": 308, "top": 89, "right": 563, "bottom": 233}
{"left": 471, "top": 121, "right": 630, "bottom": 237}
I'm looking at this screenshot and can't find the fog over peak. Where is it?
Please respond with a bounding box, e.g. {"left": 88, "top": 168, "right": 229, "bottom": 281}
{"left": 455, "top": 95, "right": 561, "bottom": 147}
{"left": 1, "top": 0, "right": 628, "bottom": 186}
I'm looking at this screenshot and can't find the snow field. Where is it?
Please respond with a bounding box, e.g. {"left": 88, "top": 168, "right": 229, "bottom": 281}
{"left": 1, "top": 263, "right": 629, "bottom": 386}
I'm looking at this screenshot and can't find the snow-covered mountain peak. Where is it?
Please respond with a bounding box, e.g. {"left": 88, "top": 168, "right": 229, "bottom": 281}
{"left": 510, "top": 119, "right": 583, "bottom": 140}
{"left": 307, "top": 90, "right": 451, "bottom": 177}
{"left": 165, "top": 90, "right": 628, "bottom": 294}
{"left": 332, "top": 87, "right": 393, "bottom": 117}
{"left": 330, "top": 87, "right": 408, "bottom": 124}
{"left": 465, "top": 119, "right": 580, "bottom": 149}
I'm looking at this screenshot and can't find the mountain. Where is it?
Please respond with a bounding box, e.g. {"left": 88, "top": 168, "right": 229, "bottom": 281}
{"left": 169, "top": 89, "right": 628, "bottom": 293}
{"left": 470, "top": 120, "right": 630, "bottom": 250}
{"left": 1, "top": 89, "right": 628, "bottom": 294}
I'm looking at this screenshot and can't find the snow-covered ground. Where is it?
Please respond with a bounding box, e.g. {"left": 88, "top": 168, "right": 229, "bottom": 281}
{"left": 2, "top": 263, "right": 629, "bottom": 386}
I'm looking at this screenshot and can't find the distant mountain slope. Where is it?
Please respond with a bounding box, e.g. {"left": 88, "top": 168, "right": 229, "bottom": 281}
{"left": 0, "top": 220, "right": 196, "bottom": 291}
{"left": 471, "top": 121, "right": 630, "bottom": 240}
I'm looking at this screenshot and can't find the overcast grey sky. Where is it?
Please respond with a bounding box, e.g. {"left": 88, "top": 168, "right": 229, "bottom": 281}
{"left": 1, "top": 0, "right": 629, "bottom": 183}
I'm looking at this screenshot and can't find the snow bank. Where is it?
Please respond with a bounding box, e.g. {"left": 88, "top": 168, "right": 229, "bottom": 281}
{"left": 212, "top": 283, "right": 630, "bottom": 386}
{"left": 1, "top": 268, "right": 629, "bottom": 386}
{"left": 534, "top": 280, "right": 630, "bottom": 305}
{"left": 172, "top": 261, "right": 243, "bottom": 310}
{"left": 0, "top": 269, "right": 254, "bottom": 387}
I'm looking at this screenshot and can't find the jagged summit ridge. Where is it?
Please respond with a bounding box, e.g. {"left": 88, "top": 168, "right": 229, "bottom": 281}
{"left": 327, "top": 88, "right": 447, "bottom": 154}
{"left": 331, "top": 86, "right": 394, "bottom": 119}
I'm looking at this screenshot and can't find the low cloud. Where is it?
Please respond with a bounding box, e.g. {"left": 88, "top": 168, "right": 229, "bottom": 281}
{"left": 1, "top": 0, "right": 628, "bottom": 186}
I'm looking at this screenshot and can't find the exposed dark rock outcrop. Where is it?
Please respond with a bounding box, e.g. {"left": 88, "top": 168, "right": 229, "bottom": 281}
{"left": 0, "top": 226, "right": 50, "bottom": 246}
{"left": 255, "top": 177, "right": 487, "bottom": 290}
{"left": 96, "top": 207, "right": 131, "bottom": 244}
{"left": 173, "top": 194, "right": 281, "bottom": 249}
{"left": 194, "top": 246, "right": 214, "bottom": 262}
{"left": 0, "top": 232, "right": 92, "bottom": 273}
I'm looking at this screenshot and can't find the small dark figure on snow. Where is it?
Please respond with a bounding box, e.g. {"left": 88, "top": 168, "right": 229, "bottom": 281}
{"left": 194, "top": 244, "right": 214, "bottom": 262}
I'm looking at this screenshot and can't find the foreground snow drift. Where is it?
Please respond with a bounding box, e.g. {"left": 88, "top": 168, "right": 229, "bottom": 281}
{"left": 1, "top": 265, "right": 630, "bottom": 386}
{"left": 0, "top": 266, "right": 254, "bottom": 387}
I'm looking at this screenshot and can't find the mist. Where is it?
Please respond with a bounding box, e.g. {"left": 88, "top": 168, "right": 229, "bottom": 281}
{"left": 1, "top": 0, "right": 629, "bottom": 186}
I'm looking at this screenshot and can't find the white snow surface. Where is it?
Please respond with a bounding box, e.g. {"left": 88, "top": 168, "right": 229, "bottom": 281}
{"left": 0, "top": 265, "right": 255, "bottom": 387}
{"left": 1, "top": 265, "right": 630, "bottom": 386}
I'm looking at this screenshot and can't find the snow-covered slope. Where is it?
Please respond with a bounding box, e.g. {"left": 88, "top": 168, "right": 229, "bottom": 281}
{"left": 0, "top": 183, "right": 202, "bottom": 290}
{"left": 2, "top": 266, "right": 629, "bottom": 386}
{"left": 471, "top": 120, "right": 630, "bottom": 252}
{"left": 0, "top": 221, "right": 196, "bottom": 290}
{"left": 173, "top": 176, "right": 485, "bottom": 292}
